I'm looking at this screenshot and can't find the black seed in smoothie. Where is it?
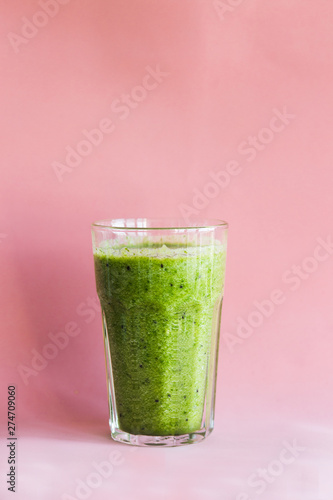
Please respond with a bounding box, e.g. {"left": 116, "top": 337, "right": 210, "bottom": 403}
{"left": 127, "top": 266, "right": 131, "bottom": 271}
{"left": 186, "top": 419, "right": 188, "bottom": 422}
{"left": 180, "top": 285, "right": 183, "bottom": 288}
{"left": 167, "top": 394, "right": 171, "bottom": 397}
{"left": 160, "top": 264, "right": 164, "bottom": 268}
{"left": 184, "top": 395, "right": 186, "bottom": 399}
{"left": 155, "top": 399, "right": 159, "bottom": 403}
{"left": 106, "top": 263, "right": 109, "bottom": 267}
{"left": 170, "top": 283, "right": 173, "bottom": 286}
{"left": 196, "top": 389, "right": 199, "bottom": 393}
{"left": 153, "top": 320, "right": 157, "bottom": 324}
{"left": 119, "top": 413, "right": 123, "bottom": 417}
{"left": 139, "top": 364, "right": 143, "bottom": 368}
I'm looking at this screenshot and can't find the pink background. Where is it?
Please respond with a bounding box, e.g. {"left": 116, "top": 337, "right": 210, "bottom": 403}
{"left": 1, "top": 0, "right": 333, "bottom": 498}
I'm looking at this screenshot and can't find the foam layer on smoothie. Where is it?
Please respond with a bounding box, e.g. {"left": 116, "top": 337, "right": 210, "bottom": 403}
{"left": 94, "top": 241, "right": 226, "bottom": 436}
{"left": 95, "top": 240, "right": 222, "bottom": 258}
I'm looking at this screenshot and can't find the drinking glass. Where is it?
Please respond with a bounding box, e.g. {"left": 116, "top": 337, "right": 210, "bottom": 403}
{"left": 91, "top": 218, "right": 228, "bottom": 446}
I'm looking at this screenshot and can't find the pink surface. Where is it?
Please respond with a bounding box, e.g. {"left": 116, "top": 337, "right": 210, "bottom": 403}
{"left": 1, "top": 0, "right": 333, "bottom": 498}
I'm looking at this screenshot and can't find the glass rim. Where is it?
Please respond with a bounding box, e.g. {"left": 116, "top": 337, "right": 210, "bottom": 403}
{"left": 91, "top": 218, "right": 228, "bottom": 231}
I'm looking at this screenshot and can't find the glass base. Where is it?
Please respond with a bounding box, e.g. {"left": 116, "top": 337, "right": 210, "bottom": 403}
{"left": 110, "top": 420, "right": 213, "bottom": 447}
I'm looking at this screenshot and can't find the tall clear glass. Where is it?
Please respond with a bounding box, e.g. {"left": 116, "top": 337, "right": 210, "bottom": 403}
{"left": 91, "top": 218, "right": 228, "bottom": 447}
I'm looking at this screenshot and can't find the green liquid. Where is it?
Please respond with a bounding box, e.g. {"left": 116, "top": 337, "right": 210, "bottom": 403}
{"left": 94, "top": 243, "right": 226, "bottom": 436}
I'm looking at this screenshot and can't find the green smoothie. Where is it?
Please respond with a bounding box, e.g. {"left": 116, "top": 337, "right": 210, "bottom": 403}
{"left": 94, "top": 242, "right": 226, "bottom": 436}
